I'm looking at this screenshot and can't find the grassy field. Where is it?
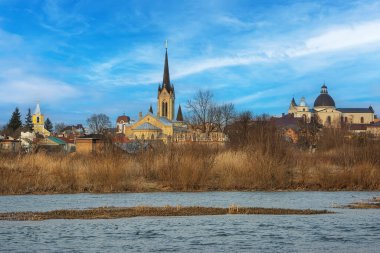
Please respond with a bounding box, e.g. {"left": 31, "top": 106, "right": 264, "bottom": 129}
{"left": 1, "top": 135, "right": 379, "bottom": 195}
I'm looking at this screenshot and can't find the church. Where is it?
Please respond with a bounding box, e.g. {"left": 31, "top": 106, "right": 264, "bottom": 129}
{"left": 116, "top": 45, "right": 188, "bottom": 143}
{"left": 288, "top": 84, "right": 375, "bottom": 126}
{"left": 32, "top": 102, "right": 50, "bottom": 136}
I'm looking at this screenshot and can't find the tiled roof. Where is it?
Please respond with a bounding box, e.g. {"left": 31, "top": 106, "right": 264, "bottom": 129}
{"left": 368, "top": 122, "right": 380, "bottom": 127}
{"left": 134, "top": 122, "right": 162, "bottom": 131}
{"left": 56, "top": 137, "right": 74, "bottom": 144}
{"left": 337, "top": 108, "right": 374, "bottom": 113}
{"left": 348, "top": 124, "right": 368, "bottom": 131}
{"left": 117, "top": 115, "right": 130, "bottom": 123}
{"left": 272, "top": 115, "right": 302, "bottom": 130}
{"left": 77, "top": 134, "right": 103, "bottom": 139}
{"left": 158, "top": 117, "right": 173, "bottom": 126}
{"left": 48, "top": 136, "right": 67, "bottom": 145}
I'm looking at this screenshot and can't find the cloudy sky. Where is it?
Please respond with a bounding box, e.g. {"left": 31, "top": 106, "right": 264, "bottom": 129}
{"left": 1, "top": 0, "right": 380, "bottom": 126}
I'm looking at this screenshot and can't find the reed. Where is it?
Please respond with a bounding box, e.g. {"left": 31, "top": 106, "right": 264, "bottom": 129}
{"left": 0, "top": 128, "right": 379, "bottom": 195}
{"left": 0, "top": 206, "right": 333, "bottom": 221}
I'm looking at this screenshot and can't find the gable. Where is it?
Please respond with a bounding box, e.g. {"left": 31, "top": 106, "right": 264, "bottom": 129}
{"left": 132, "top": 114, "right": 168, "bottom": 131}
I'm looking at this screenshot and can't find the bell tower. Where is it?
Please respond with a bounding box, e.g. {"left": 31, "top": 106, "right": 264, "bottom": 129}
{"left": 32, "top": 102, "right": 49, "bottom": 136}
{"left": 157, "top": 40, "right": 175, "bottom": 120}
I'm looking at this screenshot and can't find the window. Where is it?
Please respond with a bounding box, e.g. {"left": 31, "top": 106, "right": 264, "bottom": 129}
{"left": 361, "top": 117, "right": 364, "bottom": 124}
{"left": 37, "top": 117, "right": 40, "bottom": 123}
{"left": 161, "top": 101, "right": 168, "bottom": 117}
{"left": 326, "top": 116, "right": 331, "bottom": 125}
{"left": 303, "top": 108, "right": 305, "bottom": 112}
{"left": 344, "top": 117, "right": 347, "bottom": 123}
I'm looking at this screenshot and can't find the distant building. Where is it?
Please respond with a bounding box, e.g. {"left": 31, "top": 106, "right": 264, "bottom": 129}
{"left": 118, "top": 45, "right": 190, "bottom": 143}
{"left": 0, "top": 139, "right": 21, "bottom": 153}
{"left": 75, "top": 134, "right": 104, "bottom": 154}
{"left": 36, "top": 136, "right": 69, "bottom": 153}
{"left": 32, "top": 102, "right": 50, "bottom": 136}
{"left": 116, "top": 115, "right": 132, "bottom": 134}
{"left": 59, "top": 124, "right": 85, "bottom": 139}
{"left": 289, "top": 84, "right": 375, "bottom": 127}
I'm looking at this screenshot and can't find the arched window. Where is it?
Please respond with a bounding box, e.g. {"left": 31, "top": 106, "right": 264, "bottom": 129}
{"left": 162, "top": 101, "right": 165, "bottom": 116}
{"left": 37, "top": 117, "right": 40, "bottom": 123}
{"left": 302, "top": 114, "right": 307, "bottom": 122}
{"left": 361, "top": 117, "right": 364, "bottom": 124}
{"left": 326, "top": 116, "right": 331, "bottom": 125}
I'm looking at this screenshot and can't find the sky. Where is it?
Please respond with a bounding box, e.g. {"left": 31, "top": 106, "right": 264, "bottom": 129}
{"left": 1, "top": 0, "right": 380, "bottom": 126}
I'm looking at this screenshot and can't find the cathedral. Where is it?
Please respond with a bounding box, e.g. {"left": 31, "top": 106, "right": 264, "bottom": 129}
{"left": 288, "top": 84, "right": 375, "bottom": 126}
{"left": 117, "top": 45, "right": 188, "bottom": 143}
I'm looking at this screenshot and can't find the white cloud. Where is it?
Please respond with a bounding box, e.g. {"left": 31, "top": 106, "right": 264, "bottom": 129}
{"left": 288, "top": 20, "right": 380, "bottom": 57}
{"left": 0, "top": 76, "right": 79, "bottom": 104}
{"left": 230, "top": 89, "right": 276, "bottom": 105}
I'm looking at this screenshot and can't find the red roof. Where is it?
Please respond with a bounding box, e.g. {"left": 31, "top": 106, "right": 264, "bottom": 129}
{"left": 117, "top": 115, "right": 130, "bottom": 123}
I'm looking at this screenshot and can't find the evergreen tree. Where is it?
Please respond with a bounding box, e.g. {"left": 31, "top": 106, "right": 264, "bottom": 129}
{"left": 24, "top": 108, "right": 33, "bottom": 131}
{"left": 8, "top": 107, "right": 22, "bottom": 131}
{"left": 44, "top": 118, "right": 53, "bottom": 132}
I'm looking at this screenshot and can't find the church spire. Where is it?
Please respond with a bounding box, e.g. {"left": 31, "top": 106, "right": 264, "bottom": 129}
{"left": 34, "top": 101, "right": 41, "bottom": 115}
{"left": 176, "top": 104, "right": 183, "bottom": 122}
{"left": 162, "top": 40, "right": 172, "bottom": 92}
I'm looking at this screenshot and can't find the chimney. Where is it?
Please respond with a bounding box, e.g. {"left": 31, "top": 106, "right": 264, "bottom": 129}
{"left": 139, "top": 112, "right": 142, "bottom": 119}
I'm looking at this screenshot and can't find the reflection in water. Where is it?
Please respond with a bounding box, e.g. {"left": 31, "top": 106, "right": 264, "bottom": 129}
{"left": 1, "top": 192, "right": 379, "bottom": 252}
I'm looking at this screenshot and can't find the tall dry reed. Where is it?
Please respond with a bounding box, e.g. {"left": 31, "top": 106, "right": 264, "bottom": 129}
{"left": 0, "top": 127, "right": 379, "bottom": 195}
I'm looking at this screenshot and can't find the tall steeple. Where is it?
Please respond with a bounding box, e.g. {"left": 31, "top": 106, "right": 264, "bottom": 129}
{"left": 162, "top": 40, "right": 171, "bottom": 91}
{"left": 157, "top": 40, "right": 175, "bottom": 120}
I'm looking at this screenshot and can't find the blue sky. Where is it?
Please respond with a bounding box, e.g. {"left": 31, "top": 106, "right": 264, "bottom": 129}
{"left": 1, "top": 0, "right": 380, "bottom": 126}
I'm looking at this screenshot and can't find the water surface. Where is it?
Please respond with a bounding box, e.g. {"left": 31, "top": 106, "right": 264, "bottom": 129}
{"left": 1, "top": 191, "right": 379, "bottom": 252}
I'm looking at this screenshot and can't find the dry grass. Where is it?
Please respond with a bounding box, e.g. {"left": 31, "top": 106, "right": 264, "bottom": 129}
{"left": 0, "top": 205, "right": 333, "bottom": 221}
{"left": 336, "top": 196, "right": 380, "bottom": 209}
{"left": 1, "top": 128, "right": 379, "bottom": 195}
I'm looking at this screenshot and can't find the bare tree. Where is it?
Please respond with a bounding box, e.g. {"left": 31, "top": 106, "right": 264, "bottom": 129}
{"left": 54, "top": 123, "right": 67, "bottom": 134}
{"left": 87, "top": 114, "right": 111, "bottom": 134}
{"left": 220, "top": 103, "right": 236, "bottom": 132}
{"left": 187, "top": 90, "right": 236, "bottom": 134}
{"left": 187, "top": 90, "right": 215, "bottom": 133}
{"left": 225, "top": 111, "right": 253, "bottom": 148}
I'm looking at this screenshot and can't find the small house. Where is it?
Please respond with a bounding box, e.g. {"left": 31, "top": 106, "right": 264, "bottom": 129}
{"left": 36, "top": 136, "right": 68, "bottom": 153}
{"left": 75, "top": 134, "right": 104, "bottom": 154}
{"left": 0, "top": 139, "right": 21, "bottom": 153}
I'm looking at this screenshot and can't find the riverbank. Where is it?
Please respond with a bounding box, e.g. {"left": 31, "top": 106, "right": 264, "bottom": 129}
{"left": 1, "top": 141, "right": 379, "bottom": 195}
{"left": 0, "top": 205, "right": 333, "bottom": 220}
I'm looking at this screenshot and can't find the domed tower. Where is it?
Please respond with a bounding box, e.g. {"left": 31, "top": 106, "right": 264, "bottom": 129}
{"left": 157, "top": 41, "right": 175, "bottom": 121}
{"left": 314, "top": 84, "right": 335, "bottom": 110}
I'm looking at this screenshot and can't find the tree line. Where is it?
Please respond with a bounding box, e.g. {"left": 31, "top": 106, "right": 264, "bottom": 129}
{"left": 1, "top": 107, "right": 53, "bottom": 137}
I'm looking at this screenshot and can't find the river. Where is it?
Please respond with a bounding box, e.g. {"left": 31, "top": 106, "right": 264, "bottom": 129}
{"left": 0, "top": 191, "right": 379, "bottom": 252}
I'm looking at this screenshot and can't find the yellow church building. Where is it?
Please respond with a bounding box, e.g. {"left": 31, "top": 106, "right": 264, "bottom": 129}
{"left": 288, "top": 84, "right": 375, "bottom": 126}
{"left": 32, "top": 102, "right": 50, "bottom": 136}
{"left": 117, "top": 45, "right": 188, "bottom": 143}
